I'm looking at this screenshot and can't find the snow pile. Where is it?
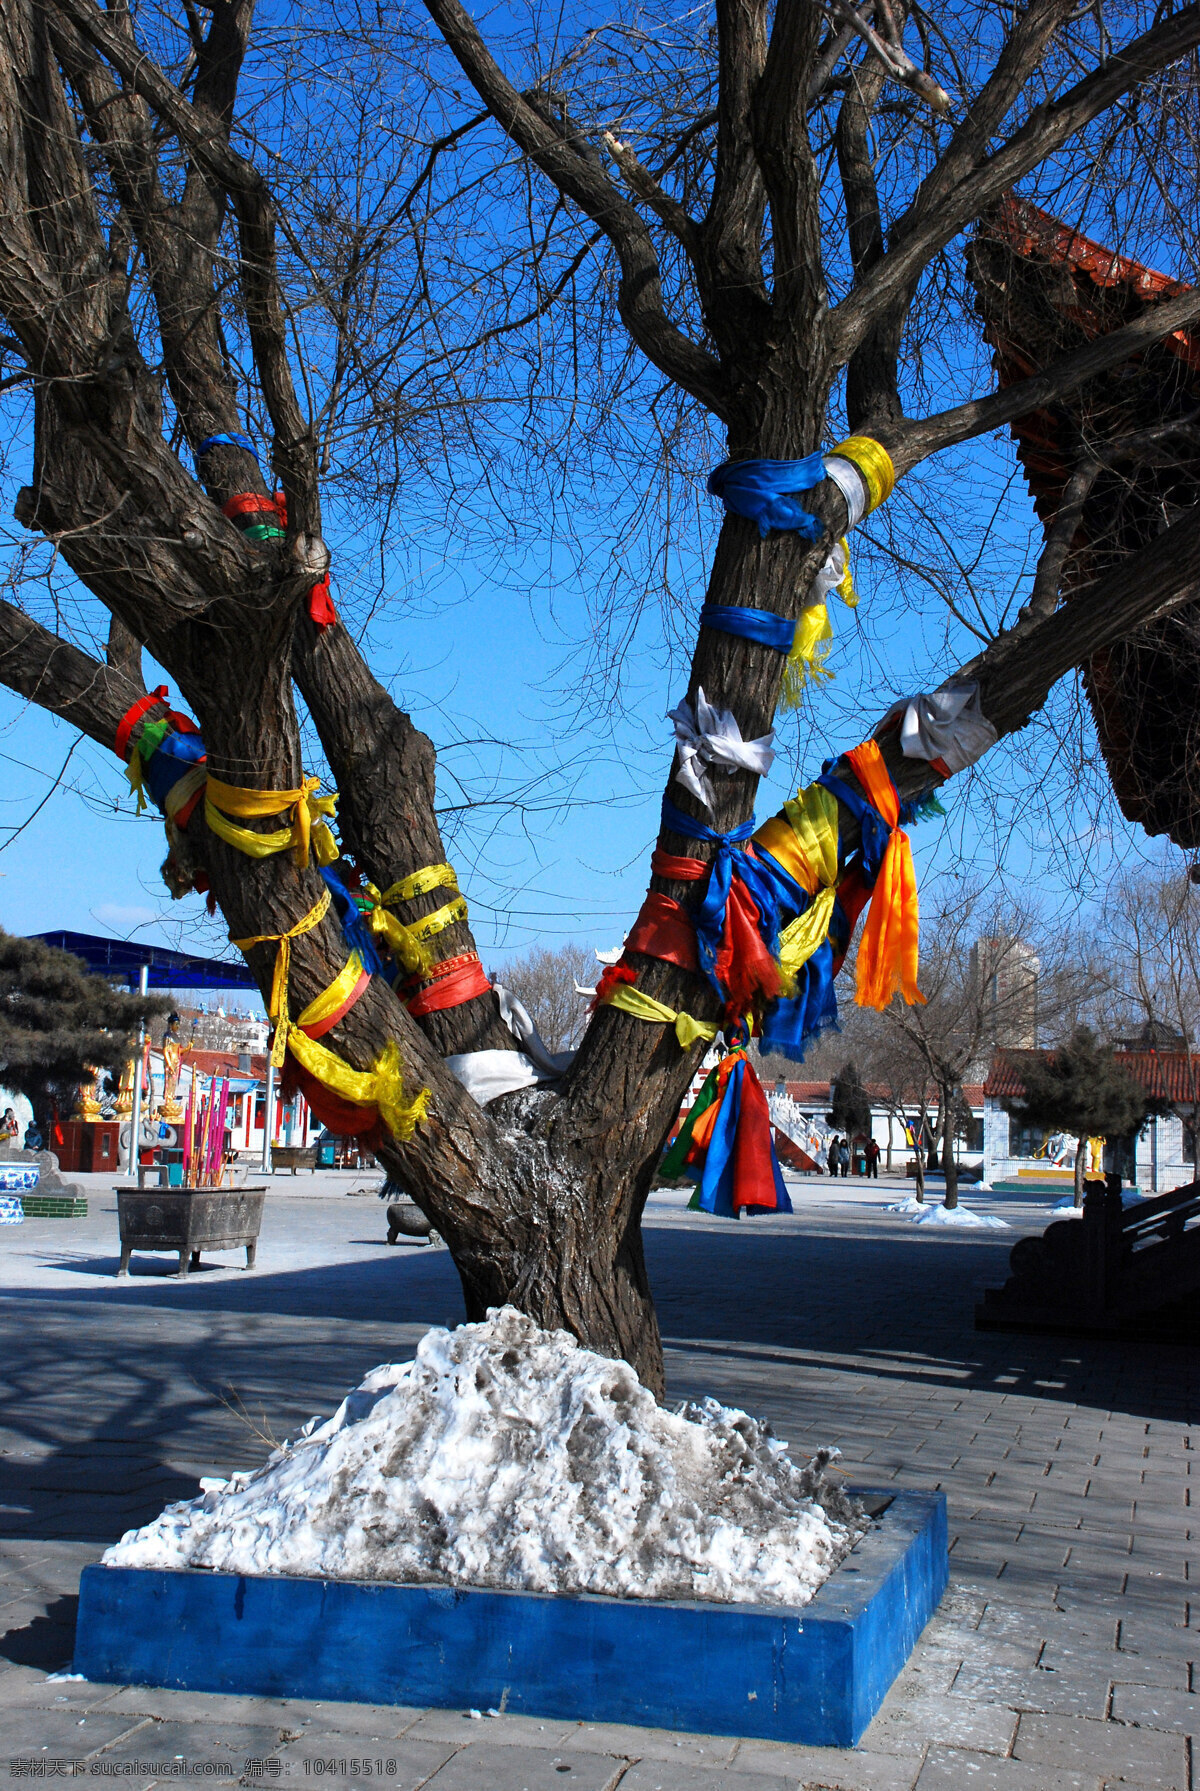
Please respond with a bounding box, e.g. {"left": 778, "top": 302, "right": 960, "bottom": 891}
{"left": 885, "top": 1196, "right": 1009, "bottom": 1229}
{"left": 104, "top": 1307, "right": 867, "bottom": 1607}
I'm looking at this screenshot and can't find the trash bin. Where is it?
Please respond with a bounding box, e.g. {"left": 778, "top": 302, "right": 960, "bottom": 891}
{"left": 316, "top": 1141, "right": 336, "bottom": 1168}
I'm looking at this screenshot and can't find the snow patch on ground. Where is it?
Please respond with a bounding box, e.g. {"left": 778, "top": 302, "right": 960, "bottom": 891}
{"left": 104, "top": 1307, "right": 866, "bottom": 1607}
{"left": 885, "top": 1196, "right": 1009, "bottom": 1229}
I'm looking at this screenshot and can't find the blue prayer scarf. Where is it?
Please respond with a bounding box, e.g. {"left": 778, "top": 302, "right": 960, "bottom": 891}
{"left": 817, "top": 759, "right": 891, "bottom": 885}
{"left": 707, "top": 455, "right": 827, "bottom": 539}
{"left": 320, "top": 866, "right": 385, "bottom": 976}
{"left": 687, "top": 1057, "right": 793, "bottom": 1217}
{"left": 699, "top": 604, "right": 795, "bottom": 652}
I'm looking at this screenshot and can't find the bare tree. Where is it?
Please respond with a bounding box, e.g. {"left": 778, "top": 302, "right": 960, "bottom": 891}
{"left": 2, "top": 0, "right": 1200, "bottom": 1392}
{"left": 1100, "top": 860, "right": 1200, "bottom": 1158}
{"left": 871, "top": 893, "right": 1093, "bottom": 1206}
{"left": 497, "top": 944, "right": 597, "bottom": 1054}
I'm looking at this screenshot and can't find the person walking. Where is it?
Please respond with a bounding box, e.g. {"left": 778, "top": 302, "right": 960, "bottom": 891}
{"left": 838, "top": 1138, "right": 851, "bottom": 1178}
{"left": 826, "top": 1135, "right": 840, "bottom": 1177}
{"left": 865, "top": 1138, "right": 881, "bottom": 1180}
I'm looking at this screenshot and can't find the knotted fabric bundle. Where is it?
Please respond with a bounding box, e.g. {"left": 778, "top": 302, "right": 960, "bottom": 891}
{"left": 841, "top": 741, "right": 923, "bottom": 1010}
{"left": 659, "top": 1049, "right": 791, "bottom": 1218}
{"left": 667, "top": 688, "right": 775, "bottom": 812}
{"left": 895, "top": 682, "right": 997, "bottom": 777}
{"left": 205, "top": 775, "right": 339, "bottom": 872}
{"left": 753, "top": 785, "right": 843, "bottom": 1062}
{"left": 661, "top": 799, "right": 796, "bottom": 1016}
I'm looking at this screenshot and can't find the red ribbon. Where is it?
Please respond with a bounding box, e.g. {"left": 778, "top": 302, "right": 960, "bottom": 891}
{"left": 222, "top": 493, "right": 283, "bottom": 520}
{"left": 407, "top": 954, "right": 492, "bottom": 1017}
{"left": 712, "top": 873, "right": 781, "bottom": 1015}
{"left": 308, "top": 579, "right": 338, "bottom": 630}
{"left": 651, "top": 848, "right": 708, "bottom": 881}
{"left": 626, "top": 892, "right": 699, "bottom": 973}
{"left": 114, "top": 686, "right": 168, "bottom": 760}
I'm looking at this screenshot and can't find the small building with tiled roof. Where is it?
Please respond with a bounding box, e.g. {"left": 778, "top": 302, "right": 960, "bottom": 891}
{"left": 983, "top": 1048, "right": 1199, "bottom": 1193}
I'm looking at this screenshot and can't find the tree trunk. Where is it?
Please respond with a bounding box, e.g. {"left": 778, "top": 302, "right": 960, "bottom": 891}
{"left": 1074, "top": 1135, "right": 1087, "bottom": 1208}
{"left": 913, "top": 1112, "right": 925, "bottom": 1204}
{"left": 942, "top": 1100, "right": 959, "bottom": 1209}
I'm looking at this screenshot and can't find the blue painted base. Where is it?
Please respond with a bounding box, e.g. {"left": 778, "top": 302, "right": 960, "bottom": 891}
{"left": 74, "top": 1488, "right": 947, "bottom": 1748}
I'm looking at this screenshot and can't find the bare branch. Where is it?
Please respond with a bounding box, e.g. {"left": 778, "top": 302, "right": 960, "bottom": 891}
{"left": 50, "top": 0, "right": 322, "bottom": 536}
{"left": 825, "top": 0, "right": 950, "bottom": 111}
{"left": 833, "top": 3, "right": 1200, "bottom": 361}
{"left": 888, "top": 282, "right": 1200, "bottom": 474}
{"left": 1022, "top": 457, "right": 1100, "bottom": 624}
{"left": 602, "top": 133, "right": 699, "bottom": 255}
{"left": 420, "top": 0, "right": 728, "bottom": 415}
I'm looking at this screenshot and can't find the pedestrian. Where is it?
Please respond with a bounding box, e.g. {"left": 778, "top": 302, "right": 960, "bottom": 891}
{"left": 865, "top": 1138, "right": 880, "bottom": 1179}
{"left": 826, "top": 1134, "right": 839, "bottom": 1176}
{"left": 838, "top": 1138, "right": 851, "bottom": 1178}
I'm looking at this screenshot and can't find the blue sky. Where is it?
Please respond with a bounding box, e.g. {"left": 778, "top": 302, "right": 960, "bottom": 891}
{"left": 0, "top": 2, "right": 1190, "bottom": 990}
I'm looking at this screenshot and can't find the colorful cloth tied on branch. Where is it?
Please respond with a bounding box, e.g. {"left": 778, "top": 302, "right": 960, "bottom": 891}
{"left": 834, "top": 741, "right": 924, "bottom": 1011}
{"left": 597, "top": 967, "right": 717, "bottom": 1050}
{"left": 752, "top": 784, "right": 843, "bottom": 1063}
{"left": 230, "top": 892, "right": 429, "bottom": 1141}
{"left": 667, "top": 688, "right": 775, "bottom": 812}
{"left": 894, "top": 682, "right": 997, "bottom": 777}
{"left": 205, "top": 775, "right": 339, "bottom": 872}
{"left": 660, "top": 1048, "right": 791, "bottom": 1218}
{"left": 661, "top": 798, "right": 804, "bottom": 1016}
{"left": 706, "top": 439, "right": 894, "bottom": 538}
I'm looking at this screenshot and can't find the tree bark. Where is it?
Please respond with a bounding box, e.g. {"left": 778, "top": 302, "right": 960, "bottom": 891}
{"left": 941, "top": 1098, "right": 959, "bottom": 1210}
{"left": 1074, "top": 1135, "right": 1087, "bottom": 1209}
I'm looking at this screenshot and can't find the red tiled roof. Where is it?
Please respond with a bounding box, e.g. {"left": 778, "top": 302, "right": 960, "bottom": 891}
{"left": 986, "top": 1050, "right": 1200, "bottom": 1103}
{"left": 781, "top": 1081, "right": 984, "bottom": 1107}
{"left": 991, "top": 196, "right": 1200, "bottom": 371}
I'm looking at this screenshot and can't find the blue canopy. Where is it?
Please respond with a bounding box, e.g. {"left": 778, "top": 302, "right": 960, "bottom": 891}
{"left": 29, "top": 930, "right": 257, "bottom": 992}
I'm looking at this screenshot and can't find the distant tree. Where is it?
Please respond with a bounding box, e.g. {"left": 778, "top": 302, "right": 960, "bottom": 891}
{"left": 0, "top": 932, "right": 167, "bottom": 1123}
{"left": 828, "top": 1061, "right": 871, "bottom": 1144}
{"left": 874, "top": 890, "right": 1097, "bottom": 1208}
{"left": 498, "top": 944, "right": 597, "bottom": 1055}
{"left": 1001, "top": 1026, "right": 1150, "bottom": 1207}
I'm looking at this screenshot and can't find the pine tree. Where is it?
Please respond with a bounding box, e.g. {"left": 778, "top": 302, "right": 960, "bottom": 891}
{"left": 1001, "top": 1027, "right": 1149, "bottom": 1207}
{"left": 0, "top": 932, "right": 168, "bottom": 1123}
{"left": 829, "top": 1062, "right": 872, "bottom": 1148}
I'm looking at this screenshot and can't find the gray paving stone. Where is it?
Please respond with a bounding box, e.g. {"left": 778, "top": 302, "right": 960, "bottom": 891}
{"left": 1012, "top": 1713, "right": 1188, "bottom": 1788}
{"left": 731, "top": 1740, "right": 919, "bottom": 1789}
{"left": 914, "top": 1745, "right": 1102, "bottom": 1790}
{"left": 1109, "top": 1682, "right": 1199, "bottom": 1734}
{"left": 89, "top": 1717, "right": 293, "bottom": 1768}
{"left": 421, "top": 1741, "right": 623, "bottom": 1789}
{"left": 273, "top": 1728, "right": 460, "bottom": 1788}
{"left": 0, "top": 1705, "right": 151, "bottom": 1755}
{"left": 564, "top": 1721, "right": 737, "bottom": 1765}
{"left": 401, "top": 1711, "right": 581, "bottom": 1750}
{"left": 950, "top": 1658, "right": 1111, "bottom": 1717}
{"left": 861, "top": 1692, "right": 1018, "bottom": 1758}
{"left": 99, "top": 1685, "right": 425, "bottom": 1733}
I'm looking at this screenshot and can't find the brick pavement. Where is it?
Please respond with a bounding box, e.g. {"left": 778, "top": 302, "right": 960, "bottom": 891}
{"left": 0, "top": 1187, "right": 1195, "bottom": 1790}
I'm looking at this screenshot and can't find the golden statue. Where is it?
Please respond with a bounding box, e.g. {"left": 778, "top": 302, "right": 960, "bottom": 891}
{"left": 75, "top": 1067, "right": 102, "bottom": 1123}
{"left": 158, "top": 1014, "right": 186, "bottom": 1123}
{"left": 115, "top": 1058, "right": 135, "bottom": 1116}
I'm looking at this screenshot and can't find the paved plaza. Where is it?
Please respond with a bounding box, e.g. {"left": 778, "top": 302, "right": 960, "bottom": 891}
{"left": 0, "top": 1173, "right": 1195, "bottom": 1790}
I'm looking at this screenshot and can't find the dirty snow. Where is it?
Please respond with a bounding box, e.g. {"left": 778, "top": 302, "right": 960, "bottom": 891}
{"left": 885, "top": 1196, "right": 1009, "bottom": 1229}
{"left": 104, "top": 1307, "right": 866, "bottom": 1607}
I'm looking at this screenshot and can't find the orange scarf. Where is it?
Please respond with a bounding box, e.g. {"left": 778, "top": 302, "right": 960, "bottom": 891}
{"left": 845, "top": 741, "right": 924, "bottom": 1009}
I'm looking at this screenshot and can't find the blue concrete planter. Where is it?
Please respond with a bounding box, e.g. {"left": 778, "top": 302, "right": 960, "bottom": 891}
{"left": 74, "top": 1487, "right": 946, "bottom": 1748}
